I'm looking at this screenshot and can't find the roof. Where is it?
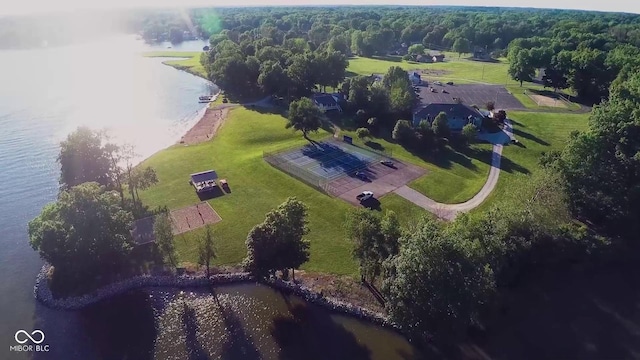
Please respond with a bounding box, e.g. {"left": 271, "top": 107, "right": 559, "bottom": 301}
{"left": 131, "top": 216, "right": 156, "bottom": 245}
{"left": 414, "top": 103, "right": 481, "bottom": 124}
{"left": 190, "top": 170, "right": 218, "bottom": 183}
{"left": 312, "top": 94, "right": 338, "bottom": 107}
{"left": 433, "top": 54, "right": 445, "bottom": 59}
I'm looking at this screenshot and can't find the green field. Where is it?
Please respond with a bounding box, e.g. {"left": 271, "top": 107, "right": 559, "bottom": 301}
{"left": 473, "top": 111, "right": 590, "bottom": 213}
{"left": 347, "top": 55, "right": 517, "bottom": 85}
{"left": 138, "top": 107, "right": 361, "bottom": 275}
{"left": 143, "top": 51, "right": 207, "bottom": 78}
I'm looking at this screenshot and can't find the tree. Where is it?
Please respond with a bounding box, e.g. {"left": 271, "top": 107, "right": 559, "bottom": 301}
{"left": 432, "top": 112, "right": 451, "bottom": 139}
{"left": 287, "top": 52, "right": 318, "bottom": 98}
{"left": 389, "top": 80, "right": 415, "bottom": 115}
{"left": 508, "top": 47, "right": 536, "bottom": 86}
{"left": 316, "top": 50, "right": 348, "bottom": 92}
{"left": 461, "top": 123, "right": 478, "bottom": 144}
{"left": 368, "top": 85, "right": 391, "bottom": 119}
{"left": 345, "top": 209, "right": 400, "bottom": 283}
{"left": 559, "top": 72, "right": 640, "bottom": 236}
{"left": 347, "top": 76, "right": 372, "bottom": 110}
{"left": 28, "top": 182, "right": 134, "bottom": 292}
{"left": 58, "top": 127, "right": 113, "bottom": 189}
{"left": 407, "top": 43, "right": 425, "bottom": 56}
{"left": 258, "top": 61, "right": 289, "bottom": 97}
{"left": 452, "top": 37, "right": 471, "bottom": 58}
{"left": 486, "top": 101, "right": 495, "bottom": 111}
{"left": 286, "top": 98, "right": 324, "bottom": 139}
{"left": 244, "top": 198, "right": 310, "bottom": 279}
{"left": 356, "top": 127, "right": 371, "bottom": 140}
{"left": 154, "top": 212, "right": 177, "bottom": 267}
{"left": 392, "top": 120, "right": 415, "bottom": 145}
{"left": 198, "top": 225, "right": 217, "bottom": 277}
{"left": 382, "top": 66, "right": 410, "bottom": 90}
{"left": 382, "top": 218, "right": 495, "bottom": 343}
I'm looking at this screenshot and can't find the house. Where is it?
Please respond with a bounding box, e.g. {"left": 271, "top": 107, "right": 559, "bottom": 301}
{"left": 413, "top": 103, "right": 483, "bottom": 131}
{"left": 312, "top": 93, "right": 342, "bottom": 112}
{"left": 432, "top": 54, "right": 445, "bottom": 62}
{"left": 410, "top": 72, "right": 422, "bottom": 85}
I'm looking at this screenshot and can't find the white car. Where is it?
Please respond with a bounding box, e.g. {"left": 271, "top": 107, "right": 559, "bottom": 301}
{"left": 356, "top": 191, "right": 374, "bottom": 202}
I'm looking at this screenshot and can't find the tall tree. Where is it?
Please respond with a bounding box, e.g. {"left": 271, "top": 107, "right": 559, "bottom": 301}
{"left": 154, "top": 212, "right": 177, "bottom": 267}
{"left": 452, "top": 37, "right": 471, "bottom": 58}
{"left": 432, "top": 112, "right": 451, "bottom": 139}
{"left": 389, "top": 80, "right": 415, "bottom": 115}
{"left": 28, "top": 182, "right": 134, "bottom": 292}
{"left": 58, "top": 127, "right": 113, "bottom": 189}
{"left": 407, "top": 43, "right": 425, "bottom": 56}
{"left": 198, "top": 225, "right": 217, "bottom": 277}
{"left": 382, "top": 218, "right": 495, "bottom": 343}
{"left": 286, "top": 98, "right": 324, "bottom": 139}
{"left": 508, "top": 47, "right": 536, "bottom": 86}
{"left": 243, "top": 198, "right": 310, "bottom": 279}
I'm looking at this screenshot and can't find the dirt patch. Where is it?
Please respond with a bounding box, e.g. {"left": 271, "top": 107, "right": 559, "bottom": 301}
{"left": 416, "top": 69, "right": 452, "bottom": 77}
{"left": 296, "top": 271, "right": 386, "bottom": 313}
{"left": 528, "top": 93, "right": 567, "bottom": 108}
{"left": 180, "top": 107, "right": 230, "bottom": 145}
{"left": 170, "top": 202, "right": 222, "bottom": 234}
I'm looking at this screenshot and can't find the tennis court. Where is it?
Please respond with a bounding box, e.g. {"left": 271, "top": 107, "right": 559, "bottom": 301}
{"left": 277, "top": 141, "right": 381, "bottom": 181}
{"left": 263, "top": 138, "right": 390, "bottom": 193}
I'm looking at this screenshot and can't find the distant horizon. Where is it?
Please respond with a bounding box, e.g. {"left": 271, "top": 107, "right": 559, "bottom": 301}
{"left": 1, "top": 0, "right": 638, "bottom": 17}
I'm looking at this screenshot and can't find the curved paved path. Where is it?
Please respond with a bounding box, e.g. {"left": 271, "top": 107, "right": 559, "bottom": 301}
{"left": 394, "top": 120, "right": 513, "bottom": 221}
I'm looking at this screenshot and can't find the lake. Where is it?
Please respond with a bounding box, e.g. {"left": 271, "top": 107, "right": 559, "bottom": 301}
{"left": 0, "top": 34, "right": 417, "bottom": 359}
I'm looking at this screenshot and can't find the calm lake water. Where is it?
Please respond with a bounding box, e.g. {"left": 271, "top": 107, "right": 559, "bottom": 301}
{"left": 0, "top": 35, "right": 417, "bottom": 359}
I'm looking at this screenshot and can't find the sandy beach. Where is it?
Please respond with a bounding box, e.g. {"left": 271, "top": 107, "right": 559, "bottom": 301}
{"left": 179, "top": 105, "right": 232, "bottom": 145}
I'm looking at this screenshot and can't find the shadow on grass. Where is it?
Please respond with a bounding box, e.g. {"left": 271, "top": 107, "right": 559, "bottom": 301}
{"left": 499, "top": 156, "right": 530, "bottom": 175}
{"left": 271, "top": 302, "right": 372, "bottom": 360}
{"left": 361, "top": 197, "right": 382, "bottom": 211}
{"left": 197, "top": 187, "right": 225, "bottom": 201}
{"left": 345, "top": 70, "right": 359, "bottom": 77}
{"left": 364, "top": 140, "right": 385, "bottom": 152}
{"left": 512, "top": 128, "right": 550, "bottom": 146}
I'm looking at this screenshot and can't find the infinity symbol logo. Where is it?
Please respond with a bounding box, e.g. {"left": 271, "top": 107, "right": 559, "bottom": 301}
{"left": 15, "top": 330, "right": 45, "bottom": 344}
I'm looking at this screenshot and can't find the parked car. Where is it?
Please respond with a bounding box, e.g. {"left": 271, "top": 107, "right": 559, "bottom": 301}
{"left": 442, "top": 89, "right": 449, "bottom": 94}
{"left": 355, "top": 171, "right": 368, "bottom": 181}
{"left": 430, "top": 88, "right": 437, "bottom": 93}
{"left": 433, "top": 81, "right": 443, "bottom": 85}
{"left": 446, "top": 81, "right": 454, "bottom": 85}
{"left": 356, "top": 191, "right": 374, "bottom": 202}
{"left": 380, "top": 160, "right": 394, "bottom": 167}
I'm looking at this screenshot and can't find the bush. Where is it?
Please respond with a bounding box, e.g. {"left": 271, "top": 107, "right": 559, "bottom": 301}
{"left": 461, "top": 124, "right": 478, "bottom": 144}
{"left": 356, "top": 127, "right": 371, "bottom": 140}
{"left": 392, "top": 120, "right": 415, "bottom": 145}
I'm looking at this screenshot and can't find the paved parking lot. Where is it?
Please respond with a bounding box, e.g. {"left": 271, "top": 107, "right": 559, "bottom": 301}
{"left": 416, "top": 82, "right": 525, "bottom": 110}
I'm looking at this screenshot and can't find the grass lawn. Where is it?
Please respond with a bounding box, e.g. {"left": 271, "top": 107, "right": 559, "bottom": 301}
{"left": 473, "top": 111, "right": 590, "bottom": 213}
{"left": 347, "top": 55, "right": 517, "bottom": 86}
{"left": 138, "top": 107, "right": 359, "bottom": 276}
{"left": 142, "top": 51, "right": 207, "bottom": 79}
{"left": 378, "top": 193, "right": 433, "bottom": 226}
{"left": 340, "top": 129, "right": 493, "bottom": 204}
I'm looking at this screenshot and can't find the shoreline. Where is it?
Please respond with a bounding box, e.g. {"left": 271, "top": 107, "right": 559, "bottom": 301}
{"left": 33, "top": 264, "right": 398, "bottom": 332}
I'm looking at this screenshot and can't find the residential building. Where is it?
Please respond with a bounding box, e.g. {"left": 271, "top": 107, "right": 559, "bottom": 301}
{"left": 312, "top": 93, "right": 342, "bottom": 112}
{"left": 432, "top": 54, "right": 446, "bottom": 62}
{"left": 413, "top": 103, "right": 484, "bottom": 131}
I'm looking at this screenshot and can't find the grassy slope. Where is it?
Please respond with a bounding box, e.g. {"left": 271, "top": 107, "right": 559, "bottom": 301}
{"left": 138, "top": 107, "right": 359, "bottom": 275}
{"left": 143, "top": 51, "right": 207, "bottom": 79}
{"left": 473, "top": 111, "right": 590, "bottom": 213}
{"left": 340, "top": 130, "right": 492, "bottom": 204}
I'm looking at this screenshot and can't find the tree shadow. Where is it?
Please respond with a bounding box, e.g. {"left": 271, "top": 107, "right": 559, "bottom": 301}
{"left": 300, "top": 141, "right": 375, "bottom": 179}
{"left": 512, "top": 128, "right": 550, "bottom": 146}
{"left": 361, "top": 197, "right": 382, "bottom": 211}
{"left": 345, "top": 70, "right": 358, "bottom": 77}
{"left": 364, "top": 140, "right": 385, "bottom": 152}
{"left": 209, "top": 288, "right": 262, "bottom": 360}
{"left": 499, "top": 156, "right": 530, "bottom": 175}
{"left": 270, "top": 302, "right": 373, "bottom": 360}
{"left": 182, "top": 303, "right": 210, "bottom": 360}
{"left": 74, "top": 290, "right": 157, "bottom": 360}
{"left": 457, "top": 263, "right": 640, "bottom": 360}
{"left": 372, "top": 55, "right": 402, "bottom": 62}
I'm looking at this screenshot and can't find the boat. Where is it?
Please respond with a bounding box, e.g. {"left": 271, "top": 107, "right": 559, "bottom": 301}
{"left": 199, "top": 95, "right": 213, "bottom": 101}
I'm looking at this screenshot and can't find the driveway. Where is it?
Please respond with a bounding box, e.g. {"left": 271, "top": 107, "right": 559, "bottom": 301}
{"left": 394, "top": 120, "right": 513, "bottom": 220}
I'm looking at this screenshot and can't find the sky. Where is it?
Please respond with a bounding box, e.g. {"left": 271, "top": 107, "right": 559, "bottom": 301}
{"left": 0, "top": 0, "right": 638, "bottom": 16}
